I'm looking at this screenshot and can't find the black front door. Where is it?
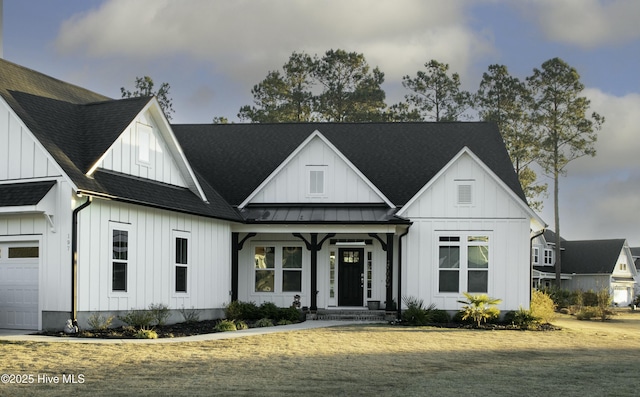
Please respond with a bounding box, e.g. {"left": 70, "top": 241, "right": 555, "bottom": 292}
{"left": 338, "top": 248, "right": 364, "bottom": 306}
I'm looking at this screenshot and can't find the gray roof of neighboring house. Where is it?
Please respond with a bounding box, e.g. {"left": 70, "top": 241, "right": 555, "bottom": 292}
{"left": 172, "top": 122, "right": 527, "bottom": 208}
{"left": 0, "top": 59, "right": 240, "bottom": 222}
{"left": 560, "top": 239, "right": 626, "bottom": 274}
{"left": 543, "top": 229, "right": 566, "bottom": 244}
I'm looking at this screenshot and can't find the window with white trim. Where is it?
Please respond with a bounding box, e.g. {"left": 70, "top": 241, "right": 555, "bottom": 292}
{"left": 254, "top": 244, "right": 304, "bottom": 293}
{"left": 137, "top": 123, "right": 152, "bottom": 164}
{"left": 543, "top": 249, "right": 554, "bottom": 265}
{"left": 532, "top": 247, "right": 540, "bottom": 264}
{"left": 111, "top": 227, "right": 130, "bottom": 292}
{"left": 173, "top": 231, "right": 190, "bottom": 293}
{"left": 438, "top": 234, "right": 490, "bottom": 293}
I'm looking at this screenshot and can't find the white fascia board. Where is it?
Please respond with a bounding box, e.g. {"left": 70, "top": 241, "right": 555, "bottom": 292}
{"left": 396, "top": 146, "right": 547, "bottom": 229}
{"left": 238, "top": 130, "right": 395, "bottom": 209}
{"left": 86, "top": 98, "right": 208, "bottom": 202}
{"left": 0, "top": 96, "right": 76, "bottom": 192}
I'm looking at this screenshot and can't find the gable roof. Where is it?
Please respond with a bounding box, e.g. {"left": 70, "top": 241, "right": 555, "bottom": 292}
{"left": 0, "top": 59, "right": 240, "bottom": 222}
{"left": 560, "top": 239, "right": 627, "bottom": 274}
{"left": 172, "top": 122, "right": 526, "bottom": 207}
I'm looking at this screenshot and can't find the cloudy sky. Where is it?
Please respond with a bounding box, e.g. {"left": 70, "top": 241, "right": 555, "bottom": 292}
{"left": 4, "top": 0, "right": 640, "bottom": 245}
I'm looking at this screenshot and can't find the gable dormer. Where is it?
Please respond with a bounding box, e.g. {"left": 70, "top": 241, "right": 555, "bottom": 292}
{"left": 240, "top": 130, "right": 393, "bottom": 207}
{"left": 88, "top": 98, "right": 207, "bottom": 202}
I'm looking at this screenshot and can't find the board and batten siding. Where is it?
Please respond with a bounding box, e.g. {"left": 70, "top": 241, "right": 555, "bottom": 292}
{"left": 401, "top": 152, "right": 532, "bottom": 311}
{"left": 97, "top": 112, "right": 188, "bottom": 187}
{"left": 0, "top": 100, "right": 62, "bottom": 180}
{"left": 76, "top": 199, "right": 231, "bottom": 313}
{"left": 249, "top": 136, "right": 385, "bottom": 204}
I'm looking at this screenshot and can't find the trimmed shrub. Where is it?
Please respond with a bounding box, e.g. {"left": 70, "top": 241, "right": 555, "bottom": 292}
{"left": 576, "top": 306, "right": 599, "bottom": 320}
{"left": 148, "top": 303, "right": 171, "bottom": 326}
{"left": 255, "top": 318, "right": 274, "bottom": 328}
{"left": 119, "top": 309, "right": 155, "bottom": 330}
{"left": 531, "top": 289, "right": 557, "bottom": 323}
{"left": 87, "top": 313, "right": 114, "bottom": 330}
{"left": 225, "top": 301, "right": 259, "bottom": 321}
{"left": 134, "top": 329, "right": 158, "bottom": 339}
{"left": 259, "top": 302, "right": 279, "bottom": 320}
{"left": 215, "top": 319, "right": 237, "bottom": 332}
{"left": 504, "top": 307, "right": 539, "bottom": 329}
{"left": 401, "top": 296, "right": 432, "bottom": 326}
{"left": 429, "top": 309, "right": 450, "bottom": 324}
{"left": 277, "top": 306, "right": 302, "bottom": 323}
{"left": 235, "top": 320, "right": 248, "bottom": 330}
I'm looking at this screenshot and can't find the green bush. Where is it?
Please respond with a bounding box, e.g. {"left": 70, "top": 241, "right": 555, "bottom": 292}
{"left": 401, "top": 296, "right": 432, "bottom": 325}
{"left": 225, "top": 301, "right": 259, "bottom": 321}
{"left": 582, "top": 290, "right": 599, "bottom": 307}
{"left": 87, "top": 313, "right": 114, "bottom": 330}
{"left": 255, "top": 318, "right": 274, "bottom": 328}
{"left": 148, "top": 303, "right": 171, "bottom": 326}
{"left": 259, "top": 302, "right": 279, "bottom": 320}
{"left": 504, "top": 307, "right": 539, "bottom": 329}
{"left": 457, "top": 292, "right": 502, "bottom": 327}
{"left": 277, "top": 319, "right": 293, "bottom": 325}
{"left": 119, "top": 309, "right": 155, "bottom": 330}
{"left": 277, "top": 306, "right": 302, "bottom": 323}
{"left": 235, "top": 320, "right": 248, "bottom": 330}
{"left": 134, "top": 329, "right": 158, "bottom": 339}
{"left": 430, "top": 309, "right": 450, "bottom": 324}
{"left": 215, "top": 319, "right": 237, "bottom": 332}
{"left": 531, "top": 289, "right": 557, "bottom": 323}
{"left": 576, "top": 306, "right": 599, "bottom": 320}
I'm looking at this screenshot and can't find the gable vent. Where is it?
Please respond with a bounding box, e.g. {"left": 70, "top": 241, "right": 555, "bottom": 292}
{"left": 457, "top": 184, "right": 472, "bottom": 205}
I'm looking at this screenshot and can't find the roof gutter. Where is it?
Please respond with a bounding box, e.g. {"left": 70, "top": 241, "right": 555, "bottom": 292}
{"left": 71, "top": 195, "right": 92, "bottom": 329}
{"left": 396, "top": 225, "right": 411, "bottom": 320}
{"left": 530, "top": 228, "right": 546, "bottom": 302}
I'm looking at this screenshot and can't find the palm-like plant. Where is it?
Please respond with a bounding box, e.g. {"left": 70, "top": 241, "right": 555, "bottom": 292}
{"left": 457, "top": 292, "right": 502, "bottom": 327}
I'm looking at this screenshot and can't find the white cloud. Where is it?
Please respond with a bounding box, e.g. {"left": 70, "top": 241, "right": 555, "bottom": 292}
{"left": 567, "top": 89, "right": 640, "bottom": 175}
{"left": 54, "top": 0, "right": 494, "bottom": 87}
{"left": 519, "top": 0, "right": 640, "bottom": 48}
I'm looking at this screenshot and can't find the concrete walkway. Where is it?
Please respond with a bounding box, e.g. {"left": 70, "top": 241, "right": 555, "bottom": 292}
{"left": 0, "top": 320, "right": 384, "bottom": 344}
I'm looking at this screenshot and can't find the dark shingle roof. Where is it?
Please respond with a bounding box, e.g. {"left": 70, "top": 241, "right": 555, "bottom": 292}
{"left": 0, "top": 59, "right": 239, "bottom": 222}
{"left": 0, "top": 181, "right": 56, "bottom": 206}
{"left": 560, "top": 239, "right": 626, "bottom": 274}
{"left": 239, "top": 205, "right": 410, "bottom": 224}
{"left": 172, "top": 122, "right": 526, "bottom": 207}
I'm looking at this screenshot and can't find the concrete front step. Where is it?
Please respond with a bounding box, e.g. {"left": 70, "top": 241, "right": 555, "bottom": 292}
{"left": 306, "top": 309, "right": 392, "bottom": 321}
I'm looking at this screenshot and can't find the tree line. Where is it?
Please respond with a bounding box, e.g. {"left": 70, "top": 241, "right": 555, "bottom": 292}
{"left": 122, "top": 50, "right": 604, "bottom": 286}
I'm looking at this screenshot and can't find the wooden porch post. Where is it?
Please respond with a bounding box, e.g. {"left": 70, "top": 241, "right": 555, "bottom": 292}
{"left": 293, "top": 232, "right": 335, "bottom": 311}
{"left": 385, "top": 233, "right": 394, "bottom": 311}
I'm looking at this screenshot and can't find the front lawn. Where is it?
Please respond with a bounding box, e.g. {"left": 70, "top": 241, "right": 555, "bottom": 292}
{"left": 1, "top": 312, "right": 639, "bottom": 396}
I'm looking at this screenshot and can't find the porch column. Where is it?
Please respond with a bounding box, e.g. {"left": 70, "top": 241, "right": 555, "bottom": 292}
{"left": 231, "top": 232, "right": 256, "bottom": 302}
{"left": 385, "top": 233, "right": 394, "bottom": 311}
{"left": 293, "top": 232, "right": 335, "bottom": 311}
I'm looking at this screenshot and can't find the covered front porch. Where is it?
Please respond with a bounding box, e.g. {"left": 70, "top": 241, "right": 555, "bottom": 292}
{"left": 231, "top": 208, "right": 410, "bottom": 314}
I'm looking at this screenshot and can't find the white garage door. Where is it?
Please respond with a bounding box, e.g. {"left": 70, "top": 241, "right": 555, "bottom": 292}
{"left": 0, "top": 242, "right": 39, "bottom": 330}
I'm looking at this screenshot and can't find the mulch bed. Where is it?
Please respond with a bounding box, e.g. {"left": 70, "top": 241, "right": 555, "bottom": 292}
{"left": 37, "top": 320, "right": 235, "bottom": 339}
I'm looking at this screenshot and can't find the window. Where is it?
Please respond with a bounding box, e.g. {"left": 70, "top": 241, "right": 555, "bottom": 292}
{"left": 112, "top": 229, "right": 129, "bottom": 292}
{"left": 543, "top": 249, "right": 554, "bottom": 265}
{"left": 366, "top": 252, "right": 373, "bottom": 299}
{"left": 329, "top": 250, "right": 336, "bottom": 298}
{"left": 137, "top": 123, "right": 151, "bottom": 164}
{"left": 438, "top": 234, "right": 490, "bottom": 293}
{"left": 8, "top": 246, "right": 39, "bottom": 258}
{"left": 175, "top": 235, "right": 189, "bottom": 293}
{"left": 254, "top": 244, "right": 304, "bottom": 293}
{"left": 282, "top": 247, "right": 302, "bottom": 292}
{"left": 532, "top": 247, "right": 540, "bottom": 264}
{"left": 255, "top": 246, "right": 275, "bottom": 292}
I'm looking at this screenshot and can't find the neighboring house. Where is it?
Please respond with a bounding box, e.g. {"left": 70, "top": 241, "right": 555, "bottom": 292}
{"left": 0, "top": 59, "right": 545, "bottom": 331}
{"left": 533, "top": 231, "right": 638, "bottom": 306}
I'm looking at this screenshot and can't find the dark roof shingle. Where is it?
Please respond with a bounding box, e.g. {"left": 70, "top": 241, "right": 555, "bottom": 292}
{"left": 560, "top": 239, "right": 626, "bottom": 274}
{"left": 0, "top": 181, "right": 56, "bottom": 206}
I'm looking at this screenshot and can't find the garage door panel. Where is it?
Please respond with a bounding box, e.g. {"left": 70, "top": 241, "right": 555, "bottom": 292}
{"left": 0, "top": 242, "right": 39, "bottom": 330}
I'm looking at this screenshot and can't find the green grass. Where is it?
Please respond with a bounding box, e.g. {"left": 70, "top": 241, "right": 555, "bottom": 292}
{"left": 1, "top": 311, "right": 639, "bottom": 396}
